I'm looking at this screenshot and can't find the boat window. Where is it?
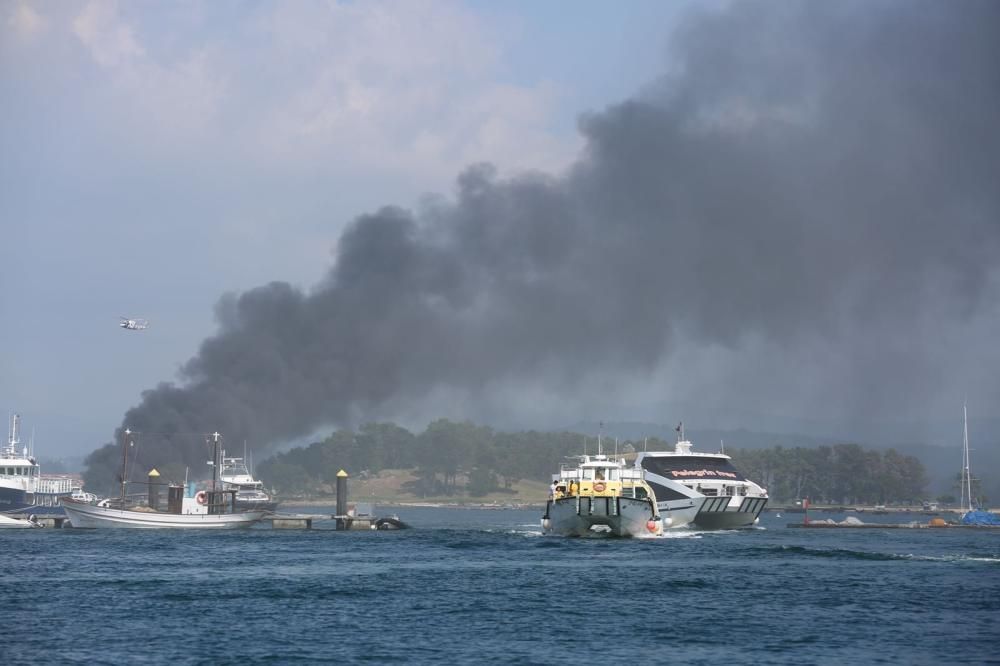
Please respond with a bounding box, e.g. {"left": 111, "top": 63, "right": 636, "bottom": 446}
{"left": 639, "top": 455, "right": 747, "bottom": 481}
{"left": 583, "top": 469, "right": 594, "bottom": 480}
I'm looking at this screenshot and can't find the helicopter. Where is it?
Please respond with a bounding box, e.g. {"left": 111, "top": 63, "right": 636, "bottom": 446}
{"left": 119, "top": 317, "right": 149, "bottom": 331}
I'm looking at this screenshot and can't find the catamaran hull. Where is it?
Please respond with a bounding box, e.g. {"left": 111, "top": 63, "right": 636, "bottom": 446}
{"left": 61, "top": 499, "right": 264, "bottom": 529}
{"left": 692, "top": 496, "right": 768, "bottom": 529}
{"left": 542, "top": 496, "right": 661, "bottom": 537}
{"left": 655, "top": 498, "right": 703, "bottom": 529}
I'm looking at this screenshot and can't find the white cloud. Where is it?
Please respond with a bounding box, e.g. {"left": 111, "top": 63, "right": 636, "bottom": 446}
{"left": 7, "top": 2, "right": 48, "bottom": 40}
{"left": 38, "top": 0, "right": 576, "bottom": 188}
{"left": 72, "top": 1, "right": 143, "bottom": 67}
{"left": 253, "top": 0, "right": 577, "bottom": 185}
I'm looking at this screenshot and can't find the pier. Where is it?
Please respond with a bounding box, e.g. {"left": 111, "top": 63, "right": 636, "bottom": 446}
{"left": 260, "top": 513, "right": 410, "bottom": 530}
{"left": 787, "top": 522, "right": 1000, "bottom": 529}
{"left": 259, "top": 471, "right": 410, "bottom": 529}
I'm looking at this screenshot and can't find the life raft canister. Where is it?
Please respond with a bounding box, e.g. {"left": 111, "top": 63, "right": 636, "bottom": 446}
{"left": 195, "top": 490, "right": 208, "bottom": 505}
{"left": 593, "top": 482, "right": 606, "bottom": 493}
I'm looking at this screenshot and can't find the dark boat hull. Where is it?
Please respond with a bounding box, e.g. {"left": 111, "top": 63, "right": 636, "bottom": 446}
{"left": 692, "top": 496, "right": 768, "bottom": 529}
{"left": 235, "top": 498, "right": 279, "bottom": 513}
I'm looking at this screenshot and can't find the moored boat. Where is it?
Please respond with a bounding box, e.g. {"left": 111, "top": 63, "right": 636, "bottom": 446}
{"left": 959, "top": 405, "right": 1000, "bottom": 527}
{"left": 0, "top": 513, "right": 41, "bottom": 529}
{"left": 61, "top": 430, "right": 264, "bottom": 529}
{"left": 61, "top": 495, "right": 264, "bottom": 529}
{"left": 219, "top": 450, "right": 279, "bottom": 512}
{"left": 0, "top": 413, "right": 40, "bottom": 511}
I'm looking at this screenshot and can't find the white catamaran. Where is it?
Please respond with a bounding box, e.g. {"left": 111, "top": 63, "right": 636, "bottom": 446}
{"left": 631, "top": 424, "right": 768, "bottom": 529}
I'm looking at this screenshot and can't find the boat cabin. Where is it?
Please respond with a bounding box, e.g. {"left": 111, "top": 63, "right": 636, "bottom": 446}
{"left": 552, "top": 454, "right": 652, "bottom": 500}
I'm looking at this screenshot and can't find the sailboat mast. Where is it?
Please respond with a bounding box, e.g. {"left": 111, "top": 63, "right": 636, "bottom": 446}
{"left": 963, "top": 404, "right": 973, "bottom": 512}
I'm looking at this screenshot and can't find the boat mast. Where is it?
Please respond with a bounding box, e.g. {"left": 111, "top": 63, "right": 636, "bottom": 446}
{"left": 121, "top": 428, "right": 131, "bottom": 501}
{"left": 963, "top": 404, "right": 973, "bottom": 512}
{"left": 211, "top": 432, "right": 221, "bottom": 492}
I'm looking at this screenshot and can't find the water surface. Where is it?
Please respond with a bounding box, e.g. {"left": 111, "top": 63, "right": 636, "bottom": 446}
{"left": 3, "top": 507, "right": 997, "bottom": 664}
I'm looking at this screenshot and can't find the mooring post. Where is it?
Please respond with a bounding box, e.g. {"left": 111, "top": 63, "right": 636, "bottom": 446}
{"left": 336, "top": 469, "right": 348, "bottom": 530}
{"left": 147, "top": 468, "right": 160, "bottom": 510}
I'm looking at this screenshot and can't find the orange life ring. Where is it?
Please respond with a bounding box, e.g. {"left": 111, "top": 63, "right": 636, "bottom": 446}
{"left": 593, "top": 482, "right": 606, "bottom": 492}
{"left": 195, "top": 490, "right": 207, "bottom": 505}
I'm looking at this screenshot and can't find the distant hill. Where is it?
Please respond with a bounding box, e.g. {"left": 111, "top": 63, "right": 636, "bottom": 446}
{"left": 36, "top": 456, "right": 86, "bottom": 475}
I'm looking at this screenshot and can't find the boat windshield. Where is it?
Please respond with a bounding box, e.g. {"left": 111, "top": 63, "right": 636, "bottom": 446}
{"left": 640, "top": 455, "right": 747, "bottom": 482}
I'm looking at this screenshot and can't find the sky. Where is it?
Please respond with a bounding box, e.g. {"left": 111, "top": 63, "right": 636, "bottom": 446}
{"left": 2, "top": 1, "right": 998, "bottom": 467}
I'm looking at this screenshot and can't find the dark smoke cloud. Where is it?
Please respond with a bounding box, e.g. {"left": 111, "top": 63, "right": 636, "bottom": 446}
{"left": 85, "top": 1, "right": 1000, "bottom": 484}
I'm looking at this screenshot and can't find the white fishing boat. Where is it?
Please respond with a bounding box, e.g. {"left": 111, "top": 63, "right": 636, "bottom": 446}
{"left": 61, "top": 497, "right": 264, "bottom": 529}
{"left": 60, "top": 430, "right": 264, "bottom": 529}
{"left": 631, "top": 423, "right": 768, "bottom": 529}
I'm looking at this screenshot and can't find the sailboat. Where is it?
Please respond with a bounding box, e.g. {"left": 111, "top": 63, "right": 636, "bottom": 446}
{"left": 959, "top": 405, "right": 1000, "bottom": 526}
{"left": 61, "top": 430, "right": 265, "bottom": 529}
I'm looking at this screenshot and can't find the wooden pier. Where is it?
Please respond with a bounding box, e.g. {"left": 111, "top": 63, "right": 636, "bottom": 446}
{"left": 260, "top": 513, "right": 410, "bottom": 530}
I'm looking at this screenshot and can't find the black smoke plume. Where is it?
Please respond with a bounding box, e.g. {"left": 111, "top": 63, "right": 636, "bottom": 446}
{"left": 84, "top": 1, "right": 1000, "bottom": 487}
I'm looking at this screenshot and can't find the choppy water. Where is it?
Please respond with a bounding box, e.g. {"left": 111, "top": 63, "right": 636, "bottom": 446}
{"left": 3, "top": 507, "right": 998, "bottom": 665}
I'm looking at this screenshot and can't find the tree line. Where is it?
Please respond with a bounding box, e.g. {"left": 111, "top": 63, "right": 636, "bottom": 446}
{"left": 728, "top": 444, "right": 928, "bottom": 505}
{"left": 256, "top": 420, "right": 930, "bottom": 503}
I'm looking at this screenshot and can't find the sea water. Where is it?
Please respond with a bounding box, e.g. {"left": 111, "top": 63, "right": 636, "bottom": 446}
{"left": 2, "top": 507, "right": 997, "bottom": 665}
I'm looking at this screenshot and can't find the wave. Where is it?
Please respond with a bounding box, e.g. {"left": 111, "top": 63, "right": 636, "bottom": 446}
{"left": 745, "top": 544, "right": 1000, "bottom": 563}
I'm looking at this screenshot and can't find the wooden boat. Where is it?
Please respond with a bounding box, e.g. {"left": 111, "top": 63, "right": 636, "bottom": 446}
{"left": 61, "top": 430, "right": 264, "bottom": 529}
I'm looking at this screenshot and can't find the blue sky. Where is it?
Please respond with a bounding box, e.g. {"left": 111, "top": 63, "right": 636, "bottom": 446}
{"left": 0, "top": 0, "right": 699, "bottom": 455}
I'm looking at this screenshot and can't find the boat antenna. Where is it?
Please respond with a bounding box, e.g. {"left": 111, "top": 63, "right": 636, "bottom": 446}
{"left": 720, "top": 439, "right": 725, "bottom": 455}
{"left": 614, "top": 437, "right": 619, "bottom": 460}
{"left": 598, "top": 421, "right": 603, "bottom": 456}
{"left": 6, "top": 412, "right": 20, "bottom": 457}
{"left": 644, "top": 436, "right": 648, "bottom": 453}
